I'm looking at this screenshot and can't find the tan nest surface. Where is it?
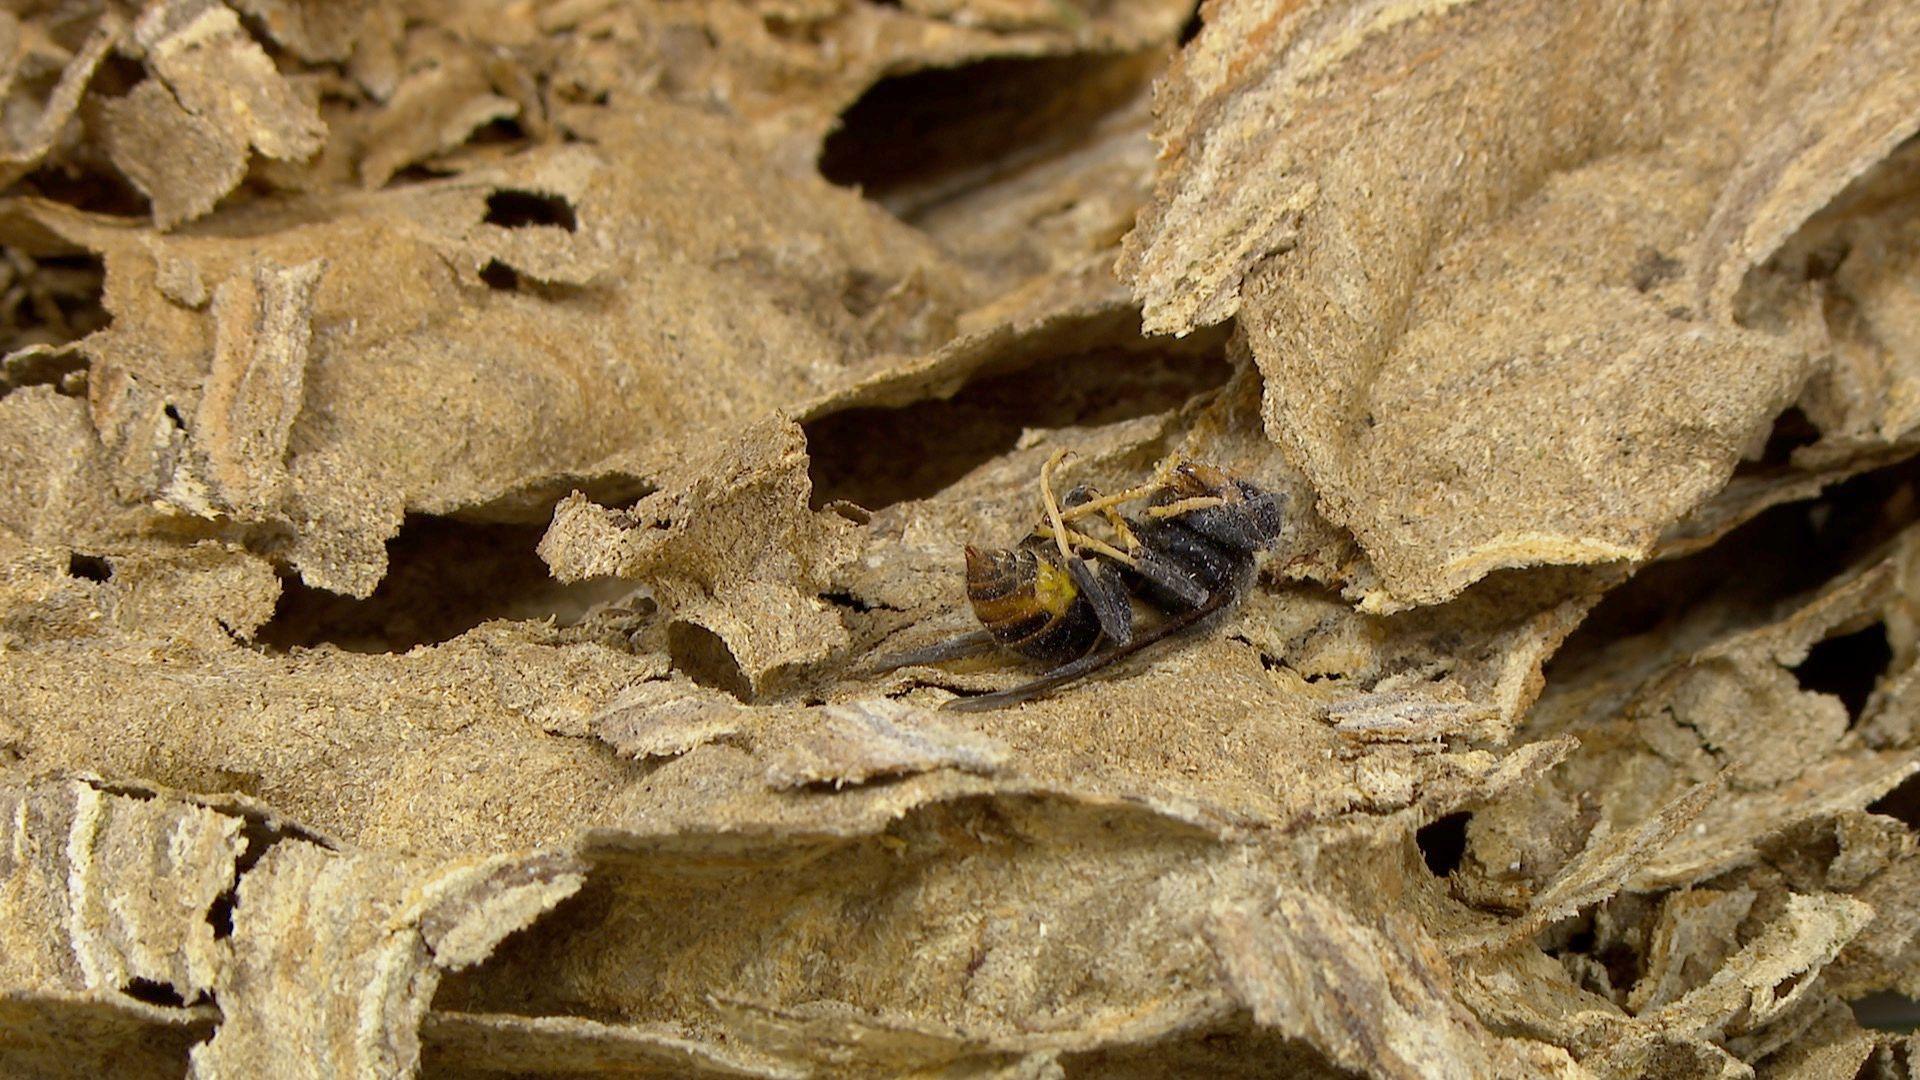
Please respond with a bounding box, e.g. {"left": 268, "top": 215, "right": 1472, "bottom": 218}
{"left": 1, "top": 1, "right": 1918, "bottom": 1076}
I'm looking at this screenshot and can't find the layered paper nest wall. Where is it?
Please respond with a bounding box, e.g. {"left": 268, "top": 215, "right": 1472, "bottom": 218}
{"left": 3, "top": 1, "right": 1919, "bottom": 1076}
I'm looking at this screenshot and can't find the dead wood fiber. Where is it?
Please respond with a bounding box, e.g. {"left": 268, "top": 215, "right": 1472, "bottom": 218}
{"left": 2, "top": 0, "right": 1919, "bottom": 1076}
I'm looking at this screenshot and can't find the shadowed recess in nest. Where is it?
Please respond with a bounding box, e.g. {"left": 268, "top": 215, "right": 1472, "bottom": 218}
{"left": 1417, "top": 812, "right": 1472, "bottom": 878}
{"left": 430, "top": 796, "right": 1223, "bottom": 1037}
{"left": 6, "top": 2, "right": 1920, "bottom": 1075}
{"left": 1729, "top": 404, "right": 1822, "bottom": 479}
{"left": 1551, "top": 456, "right": 1920, "bottom": 677}
{"left": 666, "top": 620, "right": 754, "bottom": 701}
{"left": 804, "top": 324, "right": 1233, "bottom": 511}
{"left": 483, "top": 188, "right": 578, "bottom": 231}
{"left": 1868, "top": 770, "right": 1920, "bottom": 830}
{"left": 818, "top": 50, "right": 1159, "bottom": 213}
{"left": 0, "top": 250, "right": 108, "bottom": 356}
{"left": 1792, "top": 621, "right": 1893, "bottom": 724}
{"left": 1060, "top": 1021, "right": 1366, "bottom": 1079}
{"left": 1553, "top": 913, "right": 1650, "bottom": 1004}
{"left": 8, "top": 50, "right": 148, "bottom": 215}
{"left": 118, "top": 977, "right": 188, "bottom": 1009}
{"left": 65, "top": 552, "right": 111, "bottom": 583}
{"left": 256, "top": 514, "right": 634, "bottom": 652}
{"left": 14, "top": 164, "right": 151, "bottom": 218}
{"left": 1850, "top": 991, "right": 1920, "bottom": 1034}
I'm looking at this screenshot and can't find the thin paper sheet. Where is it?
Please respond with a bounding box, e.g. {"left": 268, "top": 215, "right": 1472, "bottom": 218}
{"left": 2, "top": 1, "right": 1918, "bottom": 1077}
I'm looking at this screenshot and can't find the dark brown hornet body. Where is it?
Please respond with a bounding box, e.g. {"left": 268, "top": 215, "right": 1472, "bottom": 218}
{"left": 872, "top": 457, "right": 1287, "bottom": 710}
{"left": 1117, "top": 462, "right": 1285, "bottom": 612}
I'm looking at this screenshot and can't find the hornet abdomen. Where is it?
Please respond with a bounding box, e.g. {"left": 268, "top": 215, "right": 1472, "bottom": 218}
{"left": 964, "top": 544, "right": 1103, "bottom": 664}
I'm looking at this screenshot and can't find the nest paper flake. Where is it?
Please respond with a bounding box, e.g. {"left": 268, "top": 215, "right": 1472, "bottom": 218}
{"left": 1, "top": 0, "right": 1918, "bottom": 1076}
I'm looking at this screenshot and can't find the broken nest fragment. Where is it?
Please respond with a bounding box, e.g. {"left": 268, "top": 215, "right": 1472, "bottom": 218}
{"left": 2, "top": 0, "right": 1918, "bottom": 1076}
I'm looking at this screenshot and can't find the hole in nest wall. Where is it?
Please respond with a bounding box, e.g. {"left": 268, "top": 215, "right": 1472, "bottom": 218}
{"left": 66, "top": 552, "right": 112, "bottom": 583}
{"left": 484, "top": 188, "right": 577, "bottom": 231}
{"left": 256, "top": 514, "right": 633, "bottom": 653}
{"left": 803, "top": 324, "right": 1233, "bottom": 511}
{"left": 1792, "top": 622, "right": 1892, "bottom": 723}
{"left": 1416, "top": 812, "right": 1471, "bottom": 877}
{"left": 1735, "top": 404, "right": 1822, "bottom": 475}
{"left": 478, "top": 259, "right": 520, "bottom": 291}
{"left": 205, "top": 883, "right": 240, "bottom": 941}
{"left": 120, "top": 977, "right": 188, "bottom": 1008}
{"left": 818, "top": 50, "right": 1158, "bottom": 210}
{"left": 388, "top": 162, "right": 461, "bottom": 186}
{"left": 469, "top": 116, "right": 530, "bottom": 147}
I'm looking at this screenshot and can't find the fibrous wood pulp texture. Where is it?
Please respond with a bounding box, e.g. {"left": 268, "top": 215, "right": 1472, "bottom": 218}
{"left": 1, "top": 0, "right": 1918, "bottom": 1077}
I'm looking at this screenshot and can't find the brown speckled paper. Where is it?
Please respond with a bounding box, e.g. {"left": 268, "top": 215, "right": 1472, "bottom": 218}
{"left": 2, "top": 1, "right": 1918, "bottom": 1076}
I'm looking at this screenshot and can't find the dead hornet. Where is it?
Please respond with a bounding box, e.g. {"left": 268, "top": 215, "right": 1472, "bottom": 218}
{"left": 872, "top": 451, "right": 1285, "bottom": 710}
